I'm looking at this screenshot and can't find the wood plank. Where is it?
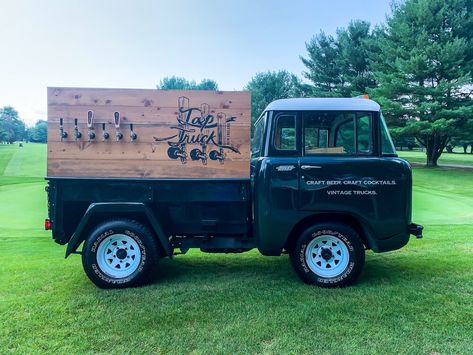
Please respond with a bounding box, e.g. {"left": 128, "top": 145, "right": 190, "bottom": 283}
{"left": 47, "top": 87, "right": 251, "bottom": 179}
{"left": 48, "top": 87, "right": 251, "bottom": 109}
{"left": 47, "top": 158, "right": 250, "bottom": 178}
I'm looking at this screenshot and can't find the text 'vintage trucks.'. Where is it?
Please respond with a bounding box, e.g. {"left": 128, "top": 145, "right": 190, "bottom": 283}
{"left": 45, "top": 87, "right": 423, "bottom": 288}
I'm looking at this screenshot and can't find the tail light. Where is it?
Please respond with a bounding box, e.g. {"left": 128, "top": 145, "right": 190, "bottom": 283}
{"left": 44, "top": 218, "right": 52, "bottom": 230}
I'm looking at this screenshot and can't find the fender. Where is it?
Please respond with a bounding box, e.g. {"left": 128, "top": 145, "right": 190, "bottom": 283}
{"left": 65, "top": 202, "right": 172, "bottom": 258}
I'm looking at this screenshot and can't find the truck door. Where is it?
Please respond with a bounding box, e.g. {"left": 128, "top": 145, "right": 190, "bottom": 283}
{"left": 298, "top": 110, "right": 410, "bottom": 241}
{"left": 299, "top": 111, "right": 373, "bottom": 210}
{"left": 253, "top": 111, "right": 301, "bottom": 255}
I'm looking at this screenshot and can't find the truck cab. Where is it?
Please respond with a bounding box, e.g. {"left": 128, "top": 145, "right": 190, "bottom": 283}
{"left": 46, "top": 94, "right": 422, "bottom": 289}
{"left": 252, "top": 98, "right": 415, "bottom": 252}
{"left": 246, "top": 98, "right": 422, "bottom": 286}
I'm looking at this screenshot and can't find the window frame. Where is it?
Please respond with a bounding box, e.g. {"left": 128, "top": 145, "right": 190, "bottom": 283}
{"left": 251, "top": 112, "right": 267, "bottom": 158}
{"left": 355, "top": 113, "right": 373, "bottom": 154}
{"left": 379, "top": 112, "right": 397, "bottom": 157}
{"left": 269, "top": 111, "right": 301, "bottom": 157}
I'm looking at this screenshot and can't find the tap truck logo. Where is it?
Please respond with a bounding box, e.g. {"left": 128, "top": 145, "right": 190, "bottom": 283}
{"left": 153, "top": 96, "right": 241, "bottom": 165}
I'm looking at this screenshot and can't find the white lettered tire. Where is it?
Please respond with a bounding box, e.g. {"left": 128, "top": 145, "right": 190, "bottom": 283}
{"left": 290, "top": 223, "right": 365, "bottom": 287}
{"left": 82, "top": 219, "right": 160, "bottom": 288}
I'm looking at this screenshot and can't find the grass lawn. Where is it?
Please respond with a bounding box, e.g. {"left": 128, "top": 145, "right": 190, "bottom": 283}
{"left": 398, "top": 150, "right": 473, "bottom": 167}
{"left": 1, "top": 143, "right": 473, "bottom": 354}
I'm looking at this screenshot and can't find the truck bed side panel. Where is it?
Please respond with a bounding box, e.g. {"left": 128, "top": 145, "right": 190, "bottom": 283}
{"left": 47, "top": 178, "right": 251, "bottom": 245}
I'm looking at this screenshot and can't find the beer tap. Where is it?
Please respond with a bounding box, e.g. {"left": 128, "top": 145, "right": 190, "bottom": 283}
{"left": 130, "top": 124, "right": 137, "bottom": 141}
{"left": 114, "top": 112, "right": 123, "bottom": 141}
{"left": 74, "top": 118, "right": 82, "bottom": 141}
{"left": 59, "top": 118, "right": 68, "bottom": 141}
{"left": 87, "top": 111, "right": 95, "bottom": 142}
{"left": 102, "top": 123, "right": 109, "bottom": 141}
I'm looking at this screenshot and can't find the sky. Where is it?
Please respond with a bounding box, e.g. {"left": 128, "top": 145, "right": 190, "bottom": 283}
{"left": 0, "top": 0, "right": 392, "bottom": 126}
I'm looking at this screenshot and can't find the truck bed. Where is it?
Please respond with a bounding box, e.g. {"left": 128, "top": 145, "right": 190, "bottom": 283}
{"left": 46, "top": 177, "right": 252, "bottom": 246}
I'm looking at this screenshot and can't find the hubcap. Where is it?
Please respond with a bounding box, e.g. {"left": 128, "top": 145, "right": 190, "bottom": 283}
{"left": 116, "top": 248, "right": 127, "bottom": 260}
{"left": 305, "top": 235, "right": 350, "bottom": 278}
{"left": 96, "top": 234, "right": 142, "bottom": 278}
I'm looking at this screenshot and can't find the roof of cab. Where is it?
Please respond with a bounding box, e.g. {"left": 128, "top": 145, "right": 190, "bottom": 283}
{"left": 264, "top": 98, "right": 381, "bottom": 112}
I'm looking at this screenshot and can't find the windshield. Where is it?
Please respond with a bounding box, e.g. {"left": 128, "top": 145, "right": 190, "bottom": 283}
{"left": 380, "top": 113, "right": 396, "bottom": 155}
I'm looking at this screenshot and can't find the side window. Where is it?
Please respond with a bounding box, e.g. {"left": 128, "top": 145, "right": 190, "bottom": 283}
{"left": 251, "top": 113, "right": 265, "bottom": 158}
{"left": 357, "top": 114, "right": 372, "bottom": 153}
{"left": 273, "top": 114, "right": 296, "bottom": 151}
{"left": 303, "top": 112, "right": 373, "bottom": 155}
{"left": 380, "top": 113, "right": 396, "bottom": 155}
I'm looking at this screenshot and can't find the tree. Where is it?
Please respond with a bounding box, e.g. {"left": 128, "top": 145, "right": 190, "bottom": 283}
{"left": 28, "top": 120, "right": 48, "bottom": 143}
{"left": 157, "top": 76, "right": 218, "bottom": 90}
{"left": 245, "top": 70, "right": 308, "bottom": 127}
{"left": 392, "top": 133, "right": 418, "bottom": 151}
{"left": 0, "top": 106, "right": 26, "bottom": 143}
{"left": 370, "top": 0, "right": 473, "bottom": 167}
{"left": 301, "top": 20, "right": 377, "bottom": 97}
{"left": 195, "top": 79, "right": 219, "bottom": 91}
{"left": 448, "top": 135, "right": 473, "bottom": 153}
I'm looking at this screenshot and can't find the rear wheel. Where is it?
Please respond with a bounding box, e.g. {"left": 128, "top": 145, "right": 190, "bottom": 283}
{"left": 290, "top": 223, "right": 365, "bottom": 287}
{"left": 82, "top": 219, "right": 159, "bottom": 288}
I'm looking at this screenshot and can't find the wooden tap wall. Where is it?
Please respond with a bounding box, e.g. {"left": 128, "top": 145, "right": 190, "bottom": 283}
{"left": 47, "top": 87, "right": 251, "bottom": 178}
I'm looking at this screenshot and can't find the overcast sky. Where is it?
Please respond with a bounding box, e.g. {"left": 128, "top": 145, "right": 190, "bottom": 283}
{"left": 0, "top": 0, "right": 392, "bottom": 125}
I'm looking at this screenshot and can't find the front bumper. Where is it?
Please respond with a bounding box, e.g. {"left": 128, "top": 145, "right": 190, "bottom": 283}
{"left": 409, "top": 223, "right": 424, "bottom": 238}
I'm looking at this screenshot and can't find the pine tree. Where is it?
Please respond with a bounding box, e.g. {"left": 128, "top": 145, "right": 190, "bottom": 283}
{"left": 301, "top": 20, "right": 377, "bottom": 97}
{"left": 370, "top": 0, "right": 473, "bottom": 166}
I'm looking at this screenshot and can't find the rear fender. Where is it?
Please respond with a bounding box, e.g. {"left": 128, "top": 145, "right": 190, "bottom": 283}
{"left": 65, "top": 202, "right": 172, "bottom": 258}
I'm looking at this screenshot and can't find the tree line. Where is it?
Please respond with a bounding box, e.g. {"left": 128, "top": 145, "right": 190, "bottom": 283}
{"left": 160, "top": 0, "right": 473, "bottom": 167}
{"left": 3, "top": 0, "right": 472, "bottom": 166}
{"left": 0, "top": 106, "right": 47, "bottom": 144}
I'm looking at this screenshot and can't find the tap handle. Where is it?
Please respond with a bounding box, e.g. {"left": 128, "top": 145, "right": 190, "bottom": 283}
{"left": 114, "top": 112, "right": 120, "bottom": 128}
{"left": 74, "top": 118, "right": 82, "bottom": 139}
{"left": 102, "top": 123, "right": 109, "bottom": 140}
{"left": 59, "top": 118, "right": 67, "bottom": 140}
{"left": 87, "top": 111, "right": 94, "bottom": 128}
{"left": 130, "top": 124, "right": 137, "bottom": 141}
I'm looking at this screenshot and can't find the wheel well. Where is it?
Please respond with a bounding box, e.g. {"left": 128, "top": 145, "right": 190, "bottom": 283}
{"left": 80, "top": 212, "right": 165, "bottom": 255}
{"left": 284, "top": 213, "right": 373, "bottom": 253}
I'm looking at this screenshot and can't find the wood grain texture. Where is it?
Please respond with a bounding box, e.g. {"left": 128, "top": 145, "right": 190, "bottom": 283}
{"left": 47, "top": 87, "right": 251, "bottom": 178}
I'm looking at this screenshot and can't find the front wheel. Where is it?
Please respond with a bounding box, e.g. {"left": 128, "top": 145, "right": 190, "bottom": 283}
{"left": 82, "top": 219, "right": 160, "bottom": 288}
{"left": 290, "top": 223, "right": 365, "bottom": 288}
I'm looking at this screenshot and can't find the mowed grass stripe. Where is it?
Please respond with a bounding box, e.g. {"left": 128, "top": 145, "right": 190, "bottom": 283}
{"left": 0, "top": 144, "right": 17, "bottom": 175}
{"left": 3, "top": 143, "right": 46, "bottom": 178}
{"left": 1, "top": 144, "right": 45, "bottom": 186}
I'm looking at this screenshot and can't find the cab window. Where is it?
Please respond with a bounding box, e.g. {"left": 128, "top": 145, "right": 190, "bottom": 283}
{"left": 273, "top": 114, "right": 296, "bottom": 151}
{"left": 303, "top": 112, "right": 373, "bottom": 155}
{"left": 380, "top": 113, "right": 396, "bottom": 155}
{"left": 357, "top": 114, "right": 372, "bottom": 153}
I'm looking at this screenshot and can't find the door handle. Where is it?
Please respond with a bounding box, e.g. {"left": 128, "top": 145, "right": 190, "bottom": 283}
{"left": 301, "top": 165, "right": 322, "bottom": 170}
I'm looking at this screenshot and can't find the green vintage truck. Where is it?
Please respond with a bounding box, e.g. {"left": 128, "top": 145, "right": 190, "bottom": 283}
{"left": 45, "top": 96, "right": 423, "bottom": 288}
